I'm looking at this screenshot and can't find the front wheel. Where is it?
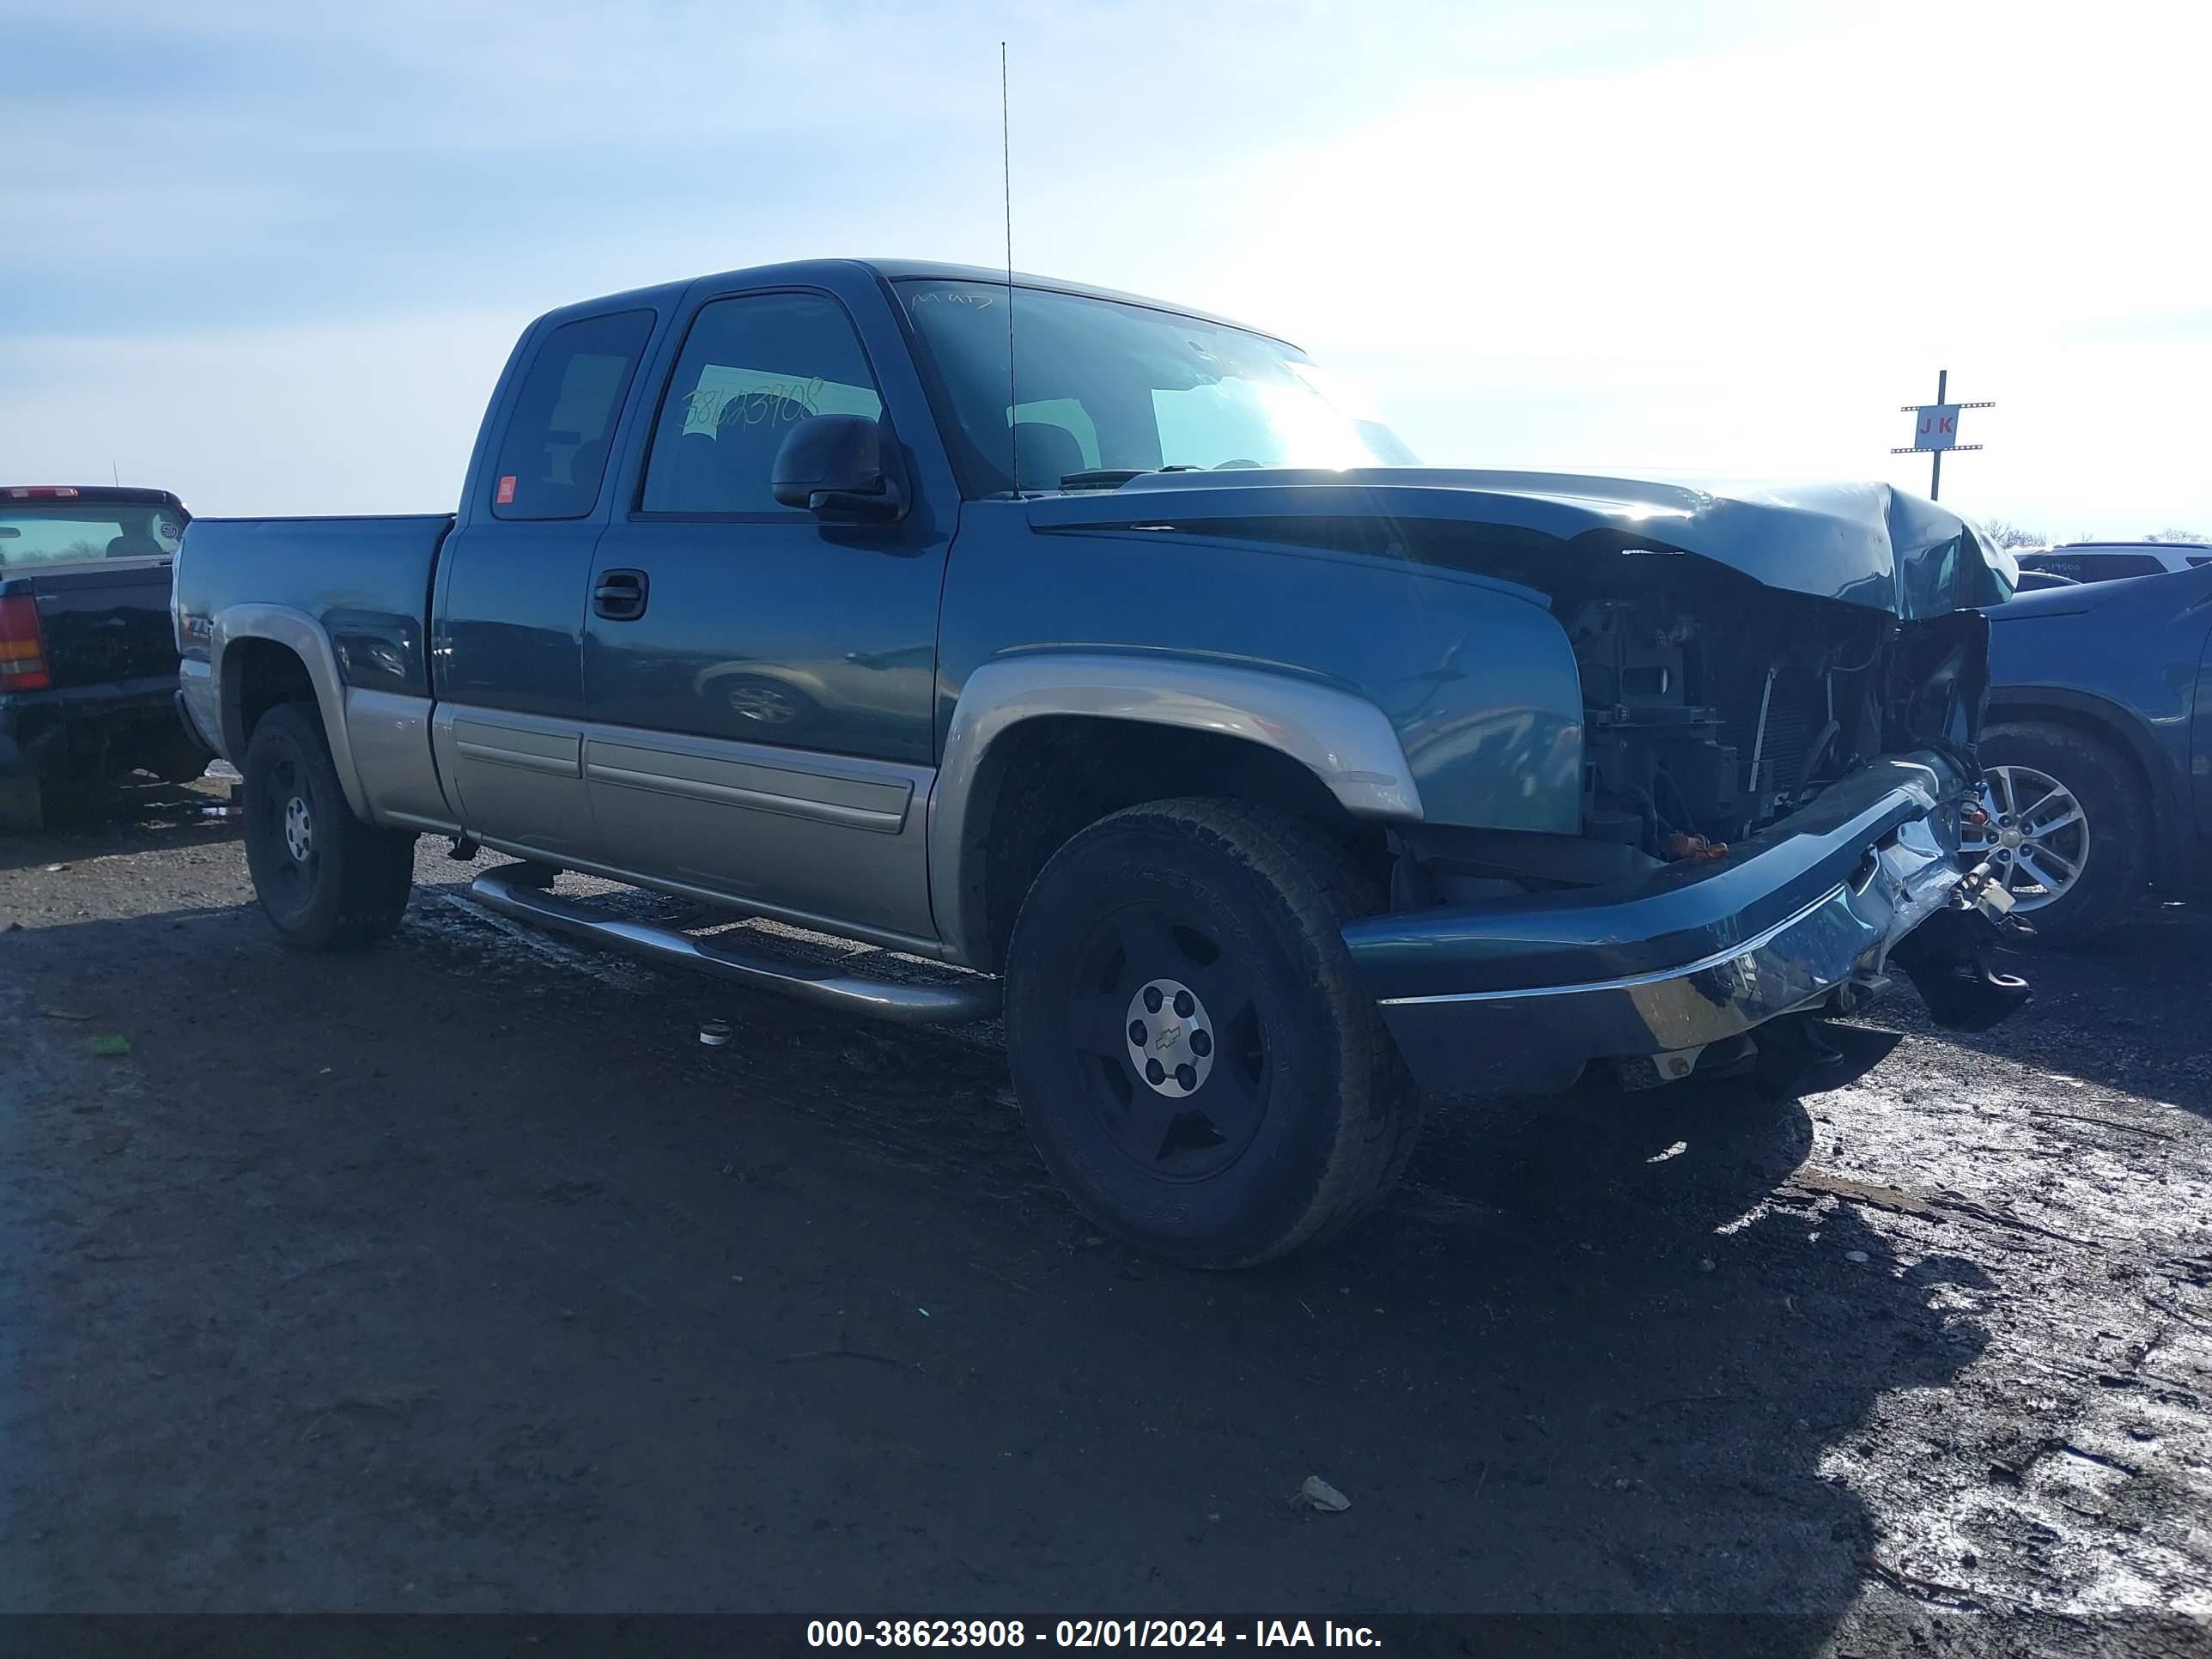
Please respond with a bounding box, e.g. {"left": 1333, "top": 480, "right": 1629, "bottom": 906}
{"left": 241, "top": 702, "right": 416, "bottom": 951}
{"left": 1962, "top": 722, "right": 2148, "bottom": 944}
{"left": 1003, "top": 799, "right": 1420, "bottom": 1269}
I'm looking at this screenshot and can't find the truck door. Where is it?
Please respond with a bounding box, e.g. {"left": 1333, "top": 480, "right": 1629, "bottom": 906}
{"left": 433, "top": 307, "right": 655, "bottom": 863}
{"left": 580, "top": 285, "right": 950, "bottom": 945}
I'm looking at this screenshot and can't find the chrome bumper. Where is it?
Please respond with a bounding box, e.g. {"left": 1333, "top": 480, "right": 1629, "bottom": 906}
{"left": 1353, "top": 760, "right": 1981, "bottom": 1097}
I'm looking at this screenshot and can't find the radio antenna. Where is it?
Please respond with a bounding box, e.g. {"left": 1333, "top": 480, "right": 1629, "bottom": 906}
{"left": 1001, "top": 41, "right": 1019, "bottom": 495}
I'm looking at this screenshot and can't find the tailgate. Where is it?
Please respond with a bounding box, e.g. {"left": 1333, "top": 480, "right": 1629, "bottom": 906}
{"left": 6, "top": 559, "right": 179, "bottom": 690}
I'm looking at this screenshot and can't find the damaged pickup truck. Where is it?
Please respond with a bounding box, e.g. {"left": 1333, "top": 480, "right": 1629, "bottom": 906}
{"left": 173, "top": 259, "right": 2027, "bottom": 1267}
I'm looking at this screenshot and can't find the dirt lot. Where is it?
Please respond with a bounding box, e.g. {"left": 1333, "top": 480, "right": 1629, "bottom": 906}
{"left": 3, "top": 780, "right": 2209, "bottom": 1649}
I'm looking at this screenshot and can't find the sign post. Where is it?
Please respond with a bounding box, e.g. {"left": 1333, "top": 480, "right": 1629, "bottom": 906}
{"left": 1892, "top": 369, "right": 1994, "bottom": 501}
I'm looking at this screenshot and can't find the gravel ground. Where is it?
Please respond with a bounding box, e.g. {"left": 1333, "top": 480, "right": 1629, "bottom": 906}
{"left": 2, "top": 778, "right": 2209, "bottom": 1652}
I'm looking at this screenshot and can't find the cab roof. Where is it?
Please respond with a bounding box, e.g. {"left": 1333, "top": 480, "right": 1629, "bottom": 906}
{"left": 533, "top": 258, "right": 1292, "bottom": 347}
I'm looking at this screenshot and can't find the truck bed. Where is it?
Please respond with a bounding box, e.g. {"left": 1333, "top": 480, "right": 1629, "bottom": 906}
{"left": 173, "top": 514, "right": 453, "bottom": 701}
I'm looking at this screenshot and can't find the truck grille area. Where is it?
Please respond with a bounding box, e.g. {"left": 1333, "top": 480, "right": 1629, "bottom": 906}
{"left": 1569, "top": 592, "right": 1881, "bottom": 857}
{"left": 1709, "top": 661, "right": 1827, "bottom": 802}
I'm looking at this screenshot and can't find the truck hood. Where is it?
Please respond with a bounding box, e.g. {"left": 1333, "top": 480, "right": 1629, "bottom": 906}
{"left": 1025, "top": 467, "right": 2014, "bottom": 621}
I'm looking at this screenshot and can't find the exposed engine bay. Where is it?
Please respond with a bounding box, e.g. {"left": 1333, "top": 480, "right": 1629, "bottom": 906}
{"left": 1565, "top": 586, "right": 1882, "bottom": 859}
{"left": 1384, "top": 544, "right": 1991, "bottom": 904}
{"left": 1528, "top": 544, "right": 1985, "bottom": 868}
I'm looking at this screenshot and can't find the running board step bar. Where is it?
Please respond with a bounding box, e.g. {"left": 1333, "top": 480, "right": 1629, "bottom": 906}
{"left": 465, "top": 868, "right": 1000, "bottom": 1026}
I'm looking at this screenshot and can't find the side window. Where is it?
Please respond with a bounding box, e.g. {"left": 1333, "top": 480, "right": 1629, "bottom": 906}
{"left": 641, "top": 292, "right": 884, "bottom": 515}
{"left": 489, "top": 309, "right": 654, "bottom": 521}
{"left": 1010, "top": 398, "right": 1099, "bottom": 485}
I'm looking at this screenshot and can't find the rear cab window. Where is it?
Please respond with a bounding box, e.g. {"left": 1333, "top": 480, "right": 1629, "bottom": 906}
{"left": 489, "top": 310, "right": 655, "bottom": 520}
{"left": 2017, "top": 552, "right": 2168, "bottom": 584}
{"left": 0, "top": 500, "right": 185, "bottom": 568}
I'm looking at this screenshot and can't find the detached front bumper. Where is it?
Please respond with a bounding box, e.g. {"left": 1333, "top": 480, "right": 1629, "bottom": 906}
{"left": 1345, "top": 752, "right": 2019, "bottom": 1098}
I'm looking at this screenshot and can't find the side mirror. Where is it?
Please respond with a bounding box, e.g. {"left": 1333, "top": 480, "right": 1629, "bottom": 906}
{"left": 771, "top": 413, "right": 905, "bottom": 520}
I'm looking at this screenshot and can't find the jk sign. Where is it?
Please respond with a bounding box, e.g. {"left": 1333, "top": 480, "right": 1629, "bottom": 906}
{"left": 1909, "top": 404, "right": 1962, "bottom": 451}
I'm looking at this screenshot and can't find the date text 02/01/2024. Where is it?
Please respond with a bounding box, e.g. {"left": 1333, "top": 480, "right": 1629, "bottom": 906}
{"left": 805, "top": 1620, "right": 1382, "bottom": 1649}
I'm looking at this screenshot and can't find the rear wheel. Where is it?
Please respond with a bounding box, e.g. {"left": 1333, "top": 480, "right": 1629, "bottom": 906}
{"left": 0, "top": 775, "right": 45, "bottom": 834}
{"left": 1003, "top": 799, "right": 1420, "bottom": 1269}
{"left": 241, "top": 702, "right": 416, "bottom": 951}
{"left": 40, "top": 769, "right": 106, "bottom": 830}
{"left": 143, "top": 730, "right": 216, "bottom": 785}
{"left": 1962, "top": 722, "right": 2148, "bottom": 944}
{"left": 0, "top": 769, "right": 106, "bottom": 833}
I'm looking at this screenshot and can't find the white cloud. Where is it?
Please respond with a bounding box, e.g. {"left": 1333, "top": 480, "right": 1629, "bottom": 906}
{"left": 3, "top": 0, "right": 2204, "bottom": 535}
{"left": 0, "top": 313, "right": 520, "bottom": 515}
{"left": 1063, "top": 0, "right": 2212, "bottom": 534}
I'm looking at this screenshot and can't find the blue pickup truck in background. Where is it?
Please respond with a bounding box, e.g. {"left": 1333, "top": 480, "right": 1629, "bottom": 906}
{"left": 173, "top": 258, "right": 2027, "bottom": 1266}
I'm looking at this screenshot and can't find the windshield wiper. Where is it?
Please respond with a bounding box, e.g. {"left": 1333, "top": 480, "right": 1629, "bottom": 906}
{"left": 1055, "top": 465, "right": 1200, "bottom": 491}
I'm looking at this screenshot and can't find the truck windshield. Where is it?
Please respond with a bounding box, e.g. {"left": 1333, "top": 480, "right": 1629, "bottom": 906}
{"left": 0, "top": 503, "right": 185, "bottom": 567}
{"left": 896, "top": 280, "right": 1417, "bottom": 495}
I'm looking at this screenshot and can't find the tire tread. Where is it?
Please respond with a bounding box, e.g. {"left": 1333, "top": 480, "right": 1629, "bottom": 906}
{"left": 244, "top": 702, "right": 415, "bottom": 952}
{"left": 1010, "top": 796, "right": 1420, "bottom": 1267}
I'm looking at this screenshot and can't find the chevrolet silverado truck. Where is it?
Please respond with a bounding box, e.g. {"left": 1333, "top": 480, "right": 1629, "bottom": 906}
{"left": 174, "top": 259, "right": 2027, "bottom": 1267}
{"left": 3, "top": 485, "right": 213, "bottom": 830}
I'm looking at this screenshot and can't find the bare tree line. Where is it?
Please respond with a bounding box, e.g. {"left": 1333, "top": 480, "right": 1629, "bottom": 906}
{"left": 1977, "top": 517, "right": 2206, "bottom": 550}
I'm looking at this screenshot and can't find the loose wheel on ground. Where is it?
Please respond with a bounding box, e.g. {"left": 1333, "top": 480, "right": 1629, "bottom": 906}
{"left": 240, "top": 702, "right": 417, "bottom": 951}
{"left": 1003, "top": 798, "right": 1420, "bottom": 1269}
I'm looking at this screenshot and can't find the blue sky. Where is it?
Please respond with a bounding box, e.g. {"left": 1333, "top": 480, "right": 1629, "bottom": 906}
{"left": 3, "top": 0, "right": 2205, "bottom": 536}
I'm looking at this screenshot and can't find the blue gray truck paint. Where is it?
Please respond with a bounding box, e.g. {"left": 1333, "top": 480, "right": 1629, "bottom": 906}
{"left": 179, "top": 515, "right": 447, "bottom": 711}
{"left": 935, "top": 505, "right": 1585, "bottom": 836}
{"left": 173, "top": 257, "right": 2016, "bottom": 1097}
{"left": 1027, "top": 468, "right": 2015, "bottom": 621}
{"left": 1985, "top": 561, "right": 2212, "bottom": 890}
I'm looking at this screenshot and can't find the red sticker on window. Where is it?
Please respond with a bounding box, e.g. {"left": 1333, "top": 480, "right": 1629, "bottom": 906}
{"left": 496, "top": 475, "right": 517, "bottom": 505}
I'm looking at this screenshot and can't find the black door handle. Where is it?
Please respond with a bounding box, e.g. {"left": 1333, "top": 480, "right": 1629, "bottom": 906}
{"left": 594, "top": 569, "right": 649, "bottom": 621}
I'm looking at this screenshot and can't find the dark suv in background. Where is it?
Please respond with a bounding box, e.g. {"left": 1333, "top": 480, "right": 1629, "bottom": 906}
{"left": 1974, "top": 562, "right": 2212, "bottom": 940}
